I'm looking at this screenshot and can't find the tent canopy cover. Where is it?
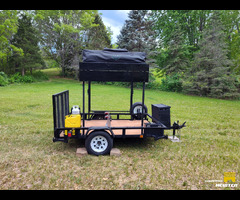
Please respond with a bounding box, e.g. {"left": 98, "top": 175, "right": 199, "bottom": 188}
{"left": 82, "top": 48, "right": 146, "bottom": 63}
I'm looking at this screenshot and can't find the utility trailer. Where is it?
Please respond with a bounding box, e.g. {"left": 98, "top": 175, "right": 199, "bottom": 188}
{"left": 52, "top": 48, "right": 186, "bottom": 155}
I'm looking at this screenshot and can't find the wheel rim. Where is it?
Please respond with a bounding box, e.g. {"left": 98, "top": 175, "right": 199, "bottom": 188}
{"left": 133, "top": 105, "right": 143, "bottom": 114}
{"left": 90, "top": 135, "right": 108, "bottom": 153}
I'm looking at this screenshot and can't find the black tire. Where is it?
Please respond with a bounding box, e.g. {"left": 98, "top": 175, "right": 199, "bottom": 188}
{"left": 130, "top": 102, "right": 148, "bottom": 120}
{"left": 85, "top": 131, "right": 113, "bottom": 156}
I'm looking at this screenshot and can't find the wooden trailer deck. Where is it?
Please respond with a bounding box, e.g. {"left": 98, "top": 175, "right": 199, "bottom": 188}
{"left": 83, "top": 119, "right": 149, "bottom": 135}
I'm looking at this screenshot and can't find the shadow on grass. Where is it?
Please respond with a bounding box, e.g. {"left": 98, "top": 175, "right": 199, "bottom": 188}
{"left": 65, "top": 137, "right": 158, "bottom": 152}
{"left": 113, "top": 138, "right": 153, "bottom": 149}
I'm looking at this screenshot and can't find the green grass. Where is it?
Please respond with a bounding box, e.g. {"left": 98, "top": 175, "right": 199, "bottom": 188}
{"left": 0, "top": 68, "right": 239, "bottom": 190}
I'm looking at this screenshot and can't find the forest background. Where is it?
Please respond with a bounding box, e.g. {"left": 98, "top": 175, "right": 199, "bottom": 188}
{"left": 0, "top": 10, "right": 240, "bottom": 99}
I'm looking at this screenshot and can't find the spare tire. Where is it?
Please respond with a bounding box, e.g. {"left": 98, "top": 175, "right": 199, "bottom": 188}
{"left": 130, "top": 102, "right": 148, "bottom": 120}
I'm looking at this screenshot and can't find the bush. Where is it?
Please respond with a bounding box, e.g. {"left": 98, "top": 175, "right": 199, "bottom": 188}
{"left": 159, "top": 73, "right": 183, "bottom": 92}
{"left": 21, "top": 75, "right": 35, "bottom": 83}
{"left": 9, "top": 73, "right": 22, "bottom": 83}
{"left": 32, "top": 71, "right": 49, "bottom": 81}
{"left": 9, "top": 72, "right": 34, "bottom": 83}
{"left": 0, "top": 72, "right": 9, "bottom": 86}
{"left": 0, "top": 71, "right": 49, "bottom": 86}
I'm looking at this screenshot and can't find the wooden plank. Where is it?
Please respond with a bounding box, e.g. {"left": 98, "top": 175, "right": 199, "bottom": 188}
{"left": 83, "top": 119, "right": 148, "bottom": 135}
{"left": 83, "top": 119, "right": 148, "bottom": 127}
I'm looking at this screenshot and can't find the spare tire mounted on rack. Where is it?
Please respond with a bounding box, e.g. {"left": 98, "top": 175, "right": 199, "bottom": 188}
{"left": 131, "top": 102, "right": 148, "bottom": 120}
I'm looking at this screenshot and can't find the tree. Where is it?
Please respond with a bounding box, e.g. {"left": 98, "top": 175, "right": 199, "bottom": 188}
{"left": 154, "top": 25, "right": 191, "bottom": 76}
{"left": 0, "top": 10, "right": 23, "bottom": 73}
{"left": 151, "top": 10, "right": 240, "bottom": 75}
{"left": 117, "top": 10, "right": 156, "bottom": 53}
{"left": 220, "top": 10, "right": 240, "bottom": 74}
{"left": 11, "top": 14, "right": 45, "bottom": 76}
{"left": 183, "top": 11, "right": 240, "bottom": 99}
{"left": 151, "top": 10, "right": 211, "bottom": 48}
{"left": 34, "top": 10, "right": 98, "bottom": 76}
{"left": 85, "top": 13, "right": 112, "bottom": 50}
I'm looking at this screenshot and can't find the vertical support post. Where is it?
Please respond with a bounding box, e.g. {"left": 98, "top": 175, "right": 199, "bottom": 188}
{"left": 130, "top": 82, "right": 133, "bottom": 119}
{"left": 82, "top": 81, "right": 85, "bottom": 134}
{"left": 141, "top": 81, "right": 145, "bottom": 134}
{"left": 88, "top": 81, "right": 91, "bottom": 116}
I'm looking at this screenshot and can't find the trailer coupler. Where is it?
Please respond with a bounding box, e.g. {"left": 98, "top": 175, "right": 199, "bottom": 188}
{"left": 172, "top": 121, "right": 186, "bottom": 130}
{"left": 172, "top": 121, "right": 186, "bottom": 135}
{"left": 169, "top": 121, "right": 186, "bottom": 142}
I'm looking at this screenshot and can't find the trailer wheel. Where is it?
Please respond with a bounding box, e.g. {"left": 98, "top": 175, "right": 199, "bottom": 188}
{"left": 85, "top": 131, "right": 113, "bottom": 156}
{"left": 131, "top": 102, "right": 148, "bottom": 120}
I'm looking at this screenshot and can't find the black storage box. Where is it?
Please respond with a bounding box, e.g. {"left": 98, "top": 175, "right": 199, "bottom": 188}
{"left": 152, "top": 104, "right": 171, "bottom": 127}
{"left": 144, "top": 122, "right": 164, "bottom": 136}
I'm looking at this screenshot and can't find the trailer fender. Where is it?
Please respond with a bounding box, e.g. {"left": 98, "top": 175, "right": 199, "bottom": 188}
{"left": 86, "top": 127, "right": 115, "bottom": 138}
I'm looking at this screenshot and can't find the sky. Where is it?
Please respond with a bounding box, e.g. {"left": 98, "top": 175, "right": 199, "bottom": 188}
{"left": 99, "top": 10, "right": 131, "bottom": 44}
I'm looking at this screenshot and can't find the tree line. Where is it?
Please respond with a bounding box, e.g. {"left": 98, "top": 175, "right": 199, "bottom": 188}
{"left": 1, "top": 10, "right": 240, "bottom": 99}
{"left": 117, "top": 10, "right": 240, "bottom": 99}
{"left": 0, "top": 10, "right": 112, "bottom": 78}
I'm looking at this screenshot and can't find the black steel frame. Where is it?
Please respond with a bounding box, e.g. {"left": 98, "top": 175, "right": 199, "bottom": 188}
{"left": 81, "top": 80, "right": 146, "bottom": 135}
{"left": 52, "top": 61, "right": 185, "bottom": 143}
{"left": 52, "top": 83, "right": 180, "bottom": 143}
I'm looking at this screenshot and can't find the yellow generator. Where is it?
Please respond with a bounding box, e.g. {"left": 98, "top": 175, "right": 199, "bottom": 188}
{"left": 65, "top": 105, "right": 81, "bottom": 137}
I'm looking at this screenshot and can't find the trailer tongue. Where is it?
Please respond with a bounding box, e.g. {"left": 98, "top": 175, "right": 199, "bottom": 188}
{"left": 52, "top": 48, "right": 186, "bottom": 155}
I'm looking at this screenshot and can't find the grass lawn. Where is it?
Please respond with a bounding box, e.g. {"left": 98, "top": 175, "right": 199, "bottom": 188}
{"left": 0, "top": 68, "right": 239, "bottom": 190}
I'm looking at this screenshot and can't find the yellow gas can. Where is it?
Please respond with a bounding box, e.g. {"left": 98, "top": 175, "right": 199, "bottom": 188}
{"left": 65, "top": 114, "right": 81, "bottom": 128}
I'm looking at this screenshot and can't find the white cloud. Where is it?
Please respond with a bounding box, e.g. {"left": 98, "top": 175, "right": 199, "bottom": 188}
{"left": 116, "top": 10, "right": 131, "bottom": 19}
{"left": 101, "top": 16, "right": 122, "bottom": 44}
{"left": 101, "top": 16, "right": 122, "bottom": 27}
{"left": 100, "top": 10, "right": 131, "bottom": 44}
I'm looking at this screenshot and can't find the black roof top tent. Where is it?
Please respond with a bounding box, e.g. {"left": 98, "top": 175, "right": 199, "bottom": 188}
{"left": 79, "top": 48, "right": 149, "bottom": 134}
{"left": 79, "top": 48, "right": 149, "bottom": 82}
